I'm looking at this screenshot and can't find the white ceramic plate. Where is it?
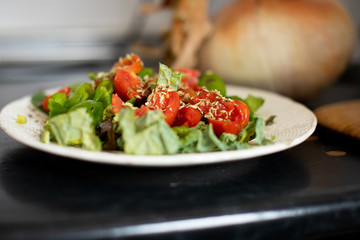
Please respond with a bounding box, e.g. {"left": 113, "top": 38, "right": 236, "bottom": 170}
{"left": 0, "top": 85, "right": 317, "bottom": 167}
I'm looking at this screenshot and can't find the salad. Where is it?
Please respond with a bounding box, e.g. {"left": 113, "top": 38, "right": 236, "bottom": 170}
{"left": 31, "top": 54, "right": 274, "bottom": 155}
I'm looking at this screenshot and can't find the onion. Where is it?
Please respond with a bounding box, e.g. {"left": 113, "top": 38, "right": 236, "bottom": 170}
{"left": 199, "top": 0, "right": 356, "bottom": 100}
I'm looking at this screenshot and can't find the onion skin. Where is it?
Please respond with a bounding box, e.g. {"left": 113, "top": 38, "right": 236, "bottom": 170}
{"left": 199, "top": 0, "right": 356, "bottom": 100}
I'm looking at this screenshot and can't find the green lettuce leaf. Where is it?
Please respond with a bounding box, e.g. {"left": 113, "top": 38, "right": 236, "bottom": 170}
{"left": 48, "top": 92, "right": 68, "bottom": 118}
{"left": 124, "top": 120, "right": 179, "bottom": 155}
{"left": 65, "top": 83, "right": 94, "bottom": 109}
{"left": 173, "top": 122, "right": 227, "bottom": 153}
{"left": 69, "top": 100, "right": 104, "bottom": 127}
{"left": 219, "top": 133, "right": 250, "bottom": 150}
{"left": 244, "top": 95, "right": 265, "bottom": 120}
{"left": 239, "top": 115, "right": 273, "bottom": 145}
{"left": 93, "top": 80, "right": 113, "bottom": 107}
{"left": 134, "top": 110, "right": 164, "bottom": 132}
{"left": 173, "top": 124, "right": 203, "bottom": 153}
{"left": 113, "top": 108, "right": 136, "bottom": 148}
{"left": 254, "top": 115, "right": 274, "bottom": 145}
{"left": 46, "top": 108, "right": 102, "bottom": 151}
{"left": 157, "top": 63, "right": 182, "bottom": 90}
{"left": 197, "top": 124, "right": 227, "bottom": 152}
{"left": 113, "top": 108, "right": 179, "bottom": 155}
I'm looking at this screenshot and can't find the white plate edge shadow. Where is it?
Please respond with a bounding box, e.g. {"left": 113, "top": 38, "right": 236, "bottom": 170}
{"left": 0, "top": 84, "right": 317, "bottom": 167}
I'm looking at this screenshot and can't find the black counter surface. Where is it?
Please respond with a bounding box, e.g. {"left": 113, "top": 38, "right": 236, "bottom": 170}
{"left": 0, "top": 62, "right": 360, "bottom": 240}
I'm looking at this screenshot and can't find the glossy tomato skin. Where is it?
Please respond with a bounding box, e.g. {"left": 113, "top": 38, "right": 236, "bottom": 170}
{"left": 42, "top": 86, "right": 71, "bottom": 112}
{"left": 112, "top": 93, "right": 150, "bottom": 116}
{"left": 113, "top": 54, "right": 143, "bottom": 74}
{"left": 176, "top": 68, "right": 200, "bottom": 89}
{"left": 208, "top": 119, "right": 240, "bottom": 137}
{"left": 208, "top": 100, "right": 250, "bottom": 136}
{"left": 147, "top": 88, "right": 180, "bottom": 126}
{"left": 187, "top": 87, "right": 250, "bottom": 136}
{"left": 114, "top": 68, "right": 144, "bottom": 102}
{"left": 231, "top": 100, "right": 250, "bottom": 130}
{"left": 193, "top": 88, "right": 223, "bottom": 114}
{"left": 111, "top": 93, "right": 124, "bottom": 114}
{"left": 173, "top": 107, "right": 202, "bottom": 127}
{"left": 178, "top": 87, "right": 197, "bottom": 104}
{"left": 135, "top": 105, "right": 150, "bottom": 117}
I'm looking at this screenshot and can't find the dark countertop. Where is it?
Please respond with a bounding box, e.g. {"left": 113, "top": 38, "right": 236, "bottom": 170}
{"left": 0, "top": 62, "right": 360, "bottom": 240}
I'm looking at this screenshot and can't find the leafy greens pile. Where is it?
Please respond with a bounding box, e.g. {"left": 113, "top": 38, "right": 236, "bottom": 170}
{"left": 32, "top": 61, "right": 274, "bottom": 155}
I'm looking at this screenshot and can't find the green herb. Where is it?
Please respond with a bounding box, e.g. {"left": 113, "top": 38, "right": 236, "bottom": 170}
{"left": 199, "top": 73, "right": 226, "bottom": 96}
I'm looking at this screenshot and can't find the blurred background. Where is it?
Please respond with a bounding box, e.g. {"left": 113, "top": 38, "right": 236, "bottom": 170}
{"left": 0, "top": 0, "right": 359, "bottom": 101}
{"left": 0, "top": 0, "right": 358, "bottom": 63}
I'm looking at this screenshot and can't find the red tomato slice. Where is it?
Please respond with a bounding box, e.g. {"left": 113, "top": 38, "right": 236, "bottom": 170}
{"left": 176, "top": 68, "right": 200, "bottom": 89}
{"left": 111, "top": 93, "right": 125, "bottom": 114}
{"left": 147, "top": 89, "right": 180, "bottom": 126}
{"left": 178, "top": 87, "right": 197, "bottom": 104}
{"left": 112, "top": 93, "right": 150, "bottom": 116}
{"left": 173, "top": 107, "right": 202, "bottom": 127}
{"left": 230, "top": 100, "right": 250, "bottom": 130}
{"left": 113, "top": 54, "right": 143, "bottom": 74}
{"left": 42, "top": 86, "right": 71, "bottom": 112}
{"left": 208, "top": 119, "right": 241, "bottom": 137}
{"left": 193, "top": 88, "right": 223, "bottom": 114}
{"left": 114, "top": 68, "right": 144, "bottom": 102}
{"left": 194, "top": 85, "right": 203, "bottom": 91}
{"left": 135, "top": 105, "right": 150, "bottom": 117}
{"left": 208, "top": 100, "right": 250, "bottom": 136}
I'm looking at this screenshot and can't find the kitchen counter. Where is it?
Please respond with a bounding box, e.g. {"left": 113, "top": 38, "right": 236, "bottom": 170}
{"left": 0, "top": 62, "right": 360, "bottom": 240}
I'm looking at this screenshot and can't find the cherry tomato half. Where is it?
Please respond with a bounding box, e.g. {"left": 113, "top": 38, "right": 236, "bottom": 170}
{"left": 208, "top": 100, "right": 250, "bottom": 136}
{"left": 230, "top": 100, "right": 250, "bottom": 130}
{"left": 114, "top": 68, "right": 144, "bottom": 102}
{"left": 173, "top": 107, "right": 202, "bottom": 127}
{"left": 208, "top": 119, "right": 241, "bottom": 137}
{"left": 113, "top": 54, "right": 143, "bottom": 74}
{"left": 178, "top": 87, "right": 197, "bottom": 105}
{"left": 193, "top": 88, "right": 223, "bottom": 115}
{"left": 147, "top": 88, "right": 180, "bottom": 126}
